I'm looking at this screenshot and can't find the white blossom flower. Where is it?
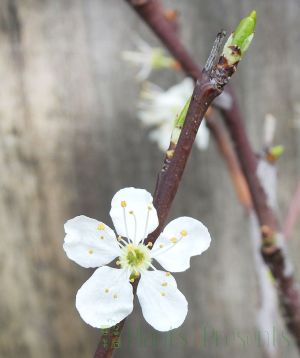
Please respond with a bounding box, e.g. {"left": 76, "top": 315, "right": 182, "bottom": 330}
{"left": 122, "top": 38, "right": 178, "bottom": 81}
{"left": 138, "top": 78, "right": 210, "bottom": 151}
{"left": 64, "top": 187, "right": 211, "bottom": 331}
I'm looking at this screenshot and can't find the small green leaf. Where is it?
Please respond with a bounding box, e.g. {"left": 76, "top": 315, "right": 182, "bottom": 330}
{"left": 222, "top": 10, "right": 256, "bottom": 65}
{"left": 174, "top": 96, "right": 191, "bottom": 128}
{"left": 232, "top": 10, "right": 256, "bottom": 51}
{"left": 269, "top": 145, "right": 285, "bottom": 159}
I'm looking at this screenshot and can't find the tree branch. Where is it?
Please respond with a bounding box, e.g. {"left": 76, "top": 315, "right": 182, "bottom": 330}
{"left": 123, "top": 0, "right": 300, "bottom": 350}
{"left": 94, "top": 29, "right": 234, "bottom": 357}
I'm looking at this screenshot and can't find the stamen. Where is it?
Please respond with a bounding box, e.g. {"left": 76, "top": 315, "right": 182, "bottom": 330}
{"left": 162, "top": 282, "right": 168, "bottom": 287}
{"left": 122, "top": 207, "right": 130, "bottom": 240}
{"left": 104, "top": 288, "right": 109, "bottom": 293}
{"left": 161, "top": 292, "right": 166, "bottom": 297}
{"left": 170, "top": 237, "right": 177, "bottom": 244}
{"left": 113, "top": 294, "right": 118, "bottom": 299}
{"left": 97, "top": 223, "right": 105, "bottom": 230}
{"left": 153, "top": 231, "right": 186, "bottom": 257}
{"left": 88, "top": 249, "right": 94, "bottom": 255}
{"left": 142, "top": 204, "right": 152, "bottom": 244}
{"left": 129, "top": 210, "right": 137, "bottom": 243}
{"left": 117, "top": 236, "right": 128, "bottom": 247}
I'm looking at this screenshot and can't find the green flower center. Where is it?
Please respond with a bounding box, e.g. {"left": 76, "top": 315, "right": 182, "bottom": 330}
{"left": 119, "top": 243, "right": 151, "bottom": 274}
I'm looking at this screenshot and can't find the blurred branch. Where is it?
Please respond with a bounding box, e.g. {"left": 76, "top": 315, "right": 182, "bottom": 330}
{"left": 94, "top": 27, "right": 242, "bottom": 357}
{"left": 206, "top": 111, "right": 252, "bottom": 212}
{"left": 123, "top": 0, "right": 300, "bottom": 351}
{"left": 284, "top": 180, "right": 300, "bottom": 240}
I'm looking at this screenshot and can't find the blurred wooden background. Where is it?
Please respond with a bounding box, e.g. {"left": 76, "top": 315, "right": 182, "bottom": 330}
{"left": 0, "top": 0, "right": 299, "bottom": 357}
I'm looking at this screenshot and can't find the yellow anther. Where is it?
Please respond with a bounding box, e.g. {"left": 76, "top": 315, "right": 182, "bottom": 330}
{"left": 147, "top": 242, "right": 153, "bottom": 247}
{"left": 113, "top": 294, "right": 118, "bottom": 299}
{"left": 88, "top": 249, "right": 94, "bottom": 255}
{"left": 116, "top": 260, "right": 121, "bottom": 266}
{"left": 104, "top": 288, "right": 109, "bottom": 293}
{"left": 162, "top": 282, "right": 168, "bottom": 287}
{"left": 121, "top": 201, "right": 127, "bottom": 208}
{"left": 180, "top": 229, "right": 188, "bottom": 237}
{"left": 161, "top": 292, "right": 166, "bottom": 297}
{"left": 170, "top": 237, "right": 177, "bottom": 244}
{"left": 159, "top": 244, "right": 164, "bottom": 249}
{"left": 166, "top": 272, "right": 171, "bottom": 277}
{"left": 97, "top": 223, "right": 105, "bottom": 230}
{"left": 129, "top": 278, "right": 135, "bottom": 283}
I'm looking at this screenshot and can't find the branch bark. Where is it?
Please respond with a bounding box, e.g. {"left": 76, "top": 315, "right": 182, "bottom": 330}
{"left": 123, "top": 0, "right": 300, "bottom": 351}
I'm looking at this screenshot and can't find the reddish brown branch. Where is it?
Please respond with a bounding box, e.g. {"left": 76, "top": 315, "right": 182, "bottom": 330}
{"left": 205, "top": 111, "right": 252, "bottom": 212}
{"left": 284, "top": 180, "right": 300, "bottom": 240}
{"left": 123, "top": 0, "right": 300, "bottom": 350}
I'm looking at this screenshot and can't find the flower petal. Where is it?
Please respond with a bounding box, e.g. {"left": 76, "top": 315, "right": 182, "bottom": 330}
{"left": 63, "top": 215, "right": 121, "bottom": 268}
{"left": 76, "top": 266, "right": 133, "bottom": 328}
{"left": 110, "top": 187, "right": 159, "bottom": 244}
{"left": 151, "top": 217, "right": 211, "bottom": 272}
{"left": 137, "top": 269, "right": 188, "bottom": 331}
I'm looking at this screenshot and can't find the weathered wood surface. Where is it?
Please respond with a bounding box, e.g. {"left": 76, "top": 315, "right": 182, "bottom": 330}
{"left": 0, "top": 0, "right": 299, "bottom": 357}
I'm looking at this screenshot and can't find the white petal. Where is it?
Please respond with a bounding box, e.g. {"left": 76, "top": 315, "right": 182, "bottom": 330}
{"left": 137, "top": 269, "right": 188, "bottom": 331}
{"left": 110, "top": 187, "right": 159, "bottom": 243}
{"left": 76, "top": 266, "right": 133, "bottom": 328}
{"left": 195, "top": 122, "right": 210, "bottom": 150}
{"left": 149, "top": 123, "right": 172, "bottom": 151}
{"left": 151, "top": 217, "right": 211, "bottom": 272}
{"left": 257, "top": 160, "right": 277, "bottom": 210}
{"left": 63, "top": 216, "right": 121, "bottom": 268}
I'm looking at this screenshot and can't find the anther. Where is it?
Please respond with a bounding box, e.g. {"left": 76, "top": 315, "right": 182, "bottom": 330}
{"left": 162, "top": 282, "right": 168, "bottom": 287}
{"left": 97, "top": 223, "right": 105, "bottom": 230}
{"left": 170, "top": 237, "right": 177, "bottom": 243}
{"left": 159, "top": 244, "right": 164, "bottom": 248}
{"left": 88, "top": 249, "right": 94, "bottom": 254}
{"left": 166, "top": 272, "right": 171, "bottom": 277}
{"left": 121, "top": 201, "right": 127, "bottom": 208}
{"left": 180, "top": 229, "right": 187, "bottom": 237}
{"left": 104, "top": 288, "right": 109, "bottom": 293}
{"left": 161, "top": 292, "right": 166, "bottom": 297}
{"left": 147, "top": 242, "right": 153, "bottom": 248}
{"left": 113, "top": 294, "right": 118, "bottom": 299}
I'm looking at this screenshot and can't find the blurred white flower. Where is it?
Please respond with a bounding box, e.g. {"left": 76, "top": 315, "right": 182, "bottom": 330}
{"left": 138, "top": 78, "right": 210, "bottom": 151}
{"left": 64, "top": 187, "right": 211, "bottom": 331}
{"left": 122, "top": 38, "right": 178, "bottom": 81}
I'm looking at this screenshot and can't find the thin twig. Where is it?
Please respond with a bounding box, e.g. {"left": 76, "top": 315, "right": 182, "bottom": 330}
{"left": 123, "top": 0, "right": 300, "bottom": 351}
